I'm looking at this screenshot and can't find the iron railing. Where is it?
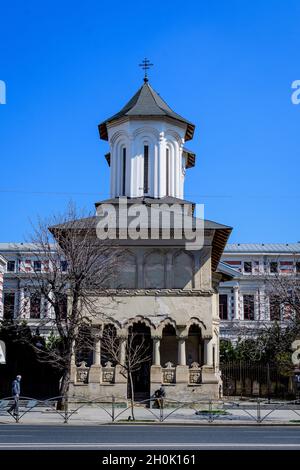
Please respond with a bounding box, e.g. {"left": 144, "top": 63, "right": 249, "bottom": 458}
{"left": 1, "top": 395, "right": 300, "bottom": 424}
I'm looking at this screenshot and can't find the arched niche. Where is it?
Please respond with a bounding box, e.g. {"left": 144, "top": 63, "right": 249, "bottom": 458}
{"left": 186, "top": 324, "right": 202, "bottom": 366}
{"left": 144, "top": 250, "right": 165, "bottom": 289}
{"left": 117, "top": 250, "right": 137, "bottom": 288}
{"left": 160, "top": 324, "right": 177, "bottom": 367}
{"left": 173, "top": 250, "right": 194, "bottom": 289}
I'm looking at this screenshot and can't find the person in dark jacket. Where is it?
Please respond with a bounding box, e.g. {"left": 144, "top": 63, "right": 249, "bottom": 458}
{"left": 8, "top": 375, "right": 21, "bottom": 416}
{"left": 154, "top": 385, "right": 166, "bottom": 408}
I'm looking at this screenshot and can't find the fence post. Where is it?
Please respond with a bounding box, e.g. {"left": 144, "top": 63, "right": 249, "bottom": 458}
{"left": 267, "top": 363, "right": 271, "bottom": 403}
{"left": 208, "top": 399, "right": 213, "bottom": 423}
{"left": 64, "top": 395, "right": 69, "bottom": 424}
{"left": 159, "top": 398, "right": 164, "bottom": 422}
{"left": 256, "top": 399, "right": 261, "bottom": 423}
{"left": 112, "top": 395, "right": 115, "bottom": 422}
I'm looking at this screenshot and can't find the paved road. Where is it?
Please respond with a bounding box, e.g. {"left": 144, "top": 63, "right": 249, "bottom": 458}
{"left": 0, "top": 425, "right": 300, "bottom": 449}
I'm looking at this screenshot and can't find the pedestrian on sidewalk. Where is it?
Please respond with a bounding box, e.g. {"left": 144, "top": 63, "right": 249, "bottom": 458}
{"left": 8, "top": 375, "right": 22, "bottom": 416}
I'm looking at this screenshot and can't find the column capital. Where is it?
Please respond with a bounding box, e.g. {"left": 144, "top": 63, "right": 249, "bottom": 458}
{"left": 151, "top": 334, "right": 162, "bottom": 340}
{"left": 176, "top": 335, "right": 189, "bottom": 341}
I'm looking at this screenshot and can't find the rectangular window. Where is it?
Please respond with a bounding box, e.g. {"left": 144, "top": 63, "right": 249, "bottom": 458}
{"left": 219, "top": 294, "right": 228, "bottom": 320}
{"left": 7, "top": 261, "right": 15, "bottom": 272}
{"left": 143, "top": 145, "right": 149, "bottom": 193}
{"left": 296, "top": 262, "right": 300, "bottom": 273}
{"left": 30, "top": 294, "right": 41, "bottom": 319}
{"left": 3, "top": 293, "right": 15, "bottom": 320}
{"left": 270, "top": 262, "right": 278, "bottom": 273}
{"left": 244, "top": 261, "right": 252, "bottom": 273}
{"left": 122, "top": 147, "right": 126, "bottom": 196}
{"left": 166, "top": 148, "right": 170, "bottom": 196}
{"left": 269, "top": 295, "right": 281, "bottom": 321}
{"left": 33, "top": 260, "right": 41, "bottom": 272}
{"left": 243, "top": 295, "right": 255, "bottom": 320}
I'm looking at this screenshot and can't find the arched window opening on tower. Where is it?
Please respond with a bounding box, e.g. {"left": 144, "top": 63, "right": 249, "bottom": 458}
{"left": 122, "top": 147, "right": 126, "bottom": 196}
{"left": 166, "top": 148, "right": 170, "bottom": 196}
{"left": 143, "top": 144, "right": 149, "bottom": 194}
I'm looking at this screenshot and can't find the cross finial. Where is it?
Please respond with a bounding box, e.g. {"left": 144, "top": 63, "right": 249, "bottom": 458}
{"left": 139, "top": 58, "right": 153, "bottom": 83}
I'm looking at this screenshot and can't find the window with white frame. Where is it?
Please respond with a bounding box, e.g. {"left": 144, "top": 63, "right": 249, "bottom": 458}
{"left": 270, "top": 261, "right": 278, "bottom": 274}
{"left": 33, "top": 260, "right": 41, "bottom": 272}
{"left": 243, "top": 295, "right": 255, "bottom": 320}
{"left": 143, "top": 144, "right": 149, "bottom": 194}
{"left": 243, "top": 261, "right": 252, "bottom": 273}
{"left": 7, "top": 261, "right": 15, "bottom": 272}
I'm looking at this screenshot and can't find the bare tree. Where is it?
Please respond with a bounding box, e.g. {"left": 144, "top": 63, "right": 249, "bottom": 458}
{"left": 15, "top": 204, "right": 121, "bottom": 406}
{"left": 101, "top": 326, "right": 151, "bottom": 420}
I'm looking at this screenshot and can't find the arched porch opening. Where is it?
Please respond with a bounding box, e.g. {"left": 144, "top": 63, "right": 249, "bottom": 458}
{"left": 101, "top": 323, "right": 117, "bottom": 366}
{"left": 160, "top": 324, "right": 177, "bottom": 367}
{"left": 128, "top": 322, "right": 152, "bottom": 400}
{"left": 186, "top": 324, "right": 202, "bottom": 366}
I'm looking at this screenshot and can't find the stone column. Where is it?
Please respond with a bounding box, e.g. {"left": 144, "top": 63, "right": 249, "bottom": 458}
{"left": 178, "top": 338, "right": 187, "bottom": 366}
{"left": 150, "top": 335, "right": 162, "bottom": 395}
{"left": 119, "top": 337, "right": 126, "bottom": 365}
{"left": 90, "top": 327, "right": 102, "bottom": 383}
{"left": 233, "top": 284, "right": 239, "bottom": 320}
{"left": 152, "top": 337, "right": 161, "bottom": 366}
{"left": 115, "top": 333, "right": 127, "bottom": 384}
{"left": 176, "top": 336, "right": 189, "bottom": 383}
{"left": 93, "top": 336, "right": 101, "bottom": 366}
{"left": 204, "top": 338, "right": 213, "bottom": 366}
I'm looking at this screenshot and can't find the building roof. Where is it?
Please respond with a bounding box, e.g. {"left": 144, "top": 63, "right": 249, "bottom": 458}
{"left": 224, "top": 243, "right": 300, "bottom": 254}
{"left": 98, "top": 82, "right": 195, "bottom": 141}
{"left": 94, "top": 196, "right": 196, "bottom": 211}
{"left": 0, "top": 243, "right": 56, "bottom": 252}
{"left": 216, "top": 261, "right": 240, "bottom": 281}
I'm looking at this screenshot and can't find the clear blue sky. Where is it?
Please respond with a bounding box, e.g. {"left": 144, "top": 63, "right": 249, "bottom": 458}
{"left": 1, "top": 0, "right": 300, "bottom": 243}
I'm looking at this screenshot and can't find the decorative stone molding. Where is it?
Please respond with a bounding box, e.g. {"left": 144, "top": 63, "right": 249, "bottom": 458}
{"left": 162, "top": 361, "right": 176, "bottom": 384}
{"left": 95, "top": 289, "right": 214, "bottom": 297}
{"left": 189, "top": 362, "right": 202, "bottom": 384}
{"left": 181, "top": 317, "right": 207, "bottom": 337}
{"left": 156, "top": 317, "right": 178, "bottom": 336}
{"left": 102, "top": 361, "right": 115, "bottom": 383}
{"left": 124, "top": 315, "right": 156, "bottom": 331}
{"left": 76, "top": 361, "right": 89, "bottom": 384}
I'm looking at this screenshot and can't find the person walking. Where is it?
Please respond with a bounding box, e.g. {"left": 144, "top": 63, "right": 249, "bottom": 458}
{"left": 8, "top": 375, "right": 21, "bottom": 416}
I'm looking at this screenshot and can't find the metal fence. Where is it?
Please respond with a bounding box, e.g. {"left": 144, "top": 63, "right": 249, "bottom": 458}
{"left": 1, "top": 395, "right": 300, "bottom": 424}
{"left": 220, "top": 361, "right": 292, "bottom": 398}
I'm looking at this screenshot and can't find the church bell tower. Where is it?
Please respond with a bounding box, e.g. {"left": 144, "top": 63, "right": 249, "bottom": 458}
{"left": 98, "top": 64, "right": 196, "bottom": 201}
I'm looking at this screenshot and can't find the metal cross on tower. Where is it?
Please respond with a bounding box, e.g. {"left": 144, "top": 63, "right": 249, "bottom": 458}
{"left": 139, "top": 58, "right": 153, "bottom": 83}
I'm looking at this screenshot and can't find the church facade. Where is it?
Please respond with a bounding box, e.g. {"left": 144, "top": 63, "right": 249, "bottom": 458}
{"left": 0, "top": 77, "right": 233, "bottom": 401}
{"left": 66, "top": 78, "right": 232, "bottom": 401}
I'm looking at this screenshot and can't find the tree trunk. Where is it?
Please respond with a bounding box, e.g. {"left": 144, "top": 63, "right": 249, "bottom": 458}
{"left": 57, "top": 359, "right": 72, "bottom": 410}
{"left": 129, "top": 372, "right": 135, "bottom": 421}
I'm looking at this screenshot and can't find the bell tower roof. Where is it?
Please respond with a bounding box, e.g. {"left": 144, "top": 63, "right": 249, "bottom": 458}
{"left": 98, "top": 82, "right": 195, "bottom": 142}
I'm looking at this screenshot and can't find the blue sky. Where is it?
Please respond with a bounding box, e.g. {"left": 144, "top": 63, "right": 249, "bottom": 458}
{"left": 0, "top": 0, "right": 300, "bottom": 243}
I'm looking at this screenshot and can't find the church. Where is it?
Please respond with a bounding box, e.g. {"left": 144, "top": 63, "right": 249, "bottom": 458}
{"left": 64, "top": 66, "right": 233, "bottom": 402}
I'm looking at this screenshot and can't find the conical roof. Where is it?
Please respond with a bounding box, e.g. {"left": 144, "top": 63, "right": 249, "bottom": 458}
{"left": 98, "top": 82, "right": 195, "bottom": 141}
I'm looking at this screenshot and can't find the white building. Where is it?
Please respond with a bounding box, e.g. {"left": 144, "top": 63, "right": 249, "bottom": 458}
{"left": 219, "top": 243, "right": 300, "bottom": 341}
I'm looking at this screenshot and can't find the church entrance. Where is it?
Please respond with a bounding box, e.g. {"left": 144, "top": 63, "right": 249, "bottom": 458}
{"left": 127, "top": 322, "right": 152, "bottom": 401}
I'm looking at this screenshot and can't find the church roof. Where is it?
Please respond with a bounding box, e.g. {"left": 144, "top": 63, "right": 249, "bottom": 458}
{"left": 98, "top": 82, "right": 195, "bottom": 141}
